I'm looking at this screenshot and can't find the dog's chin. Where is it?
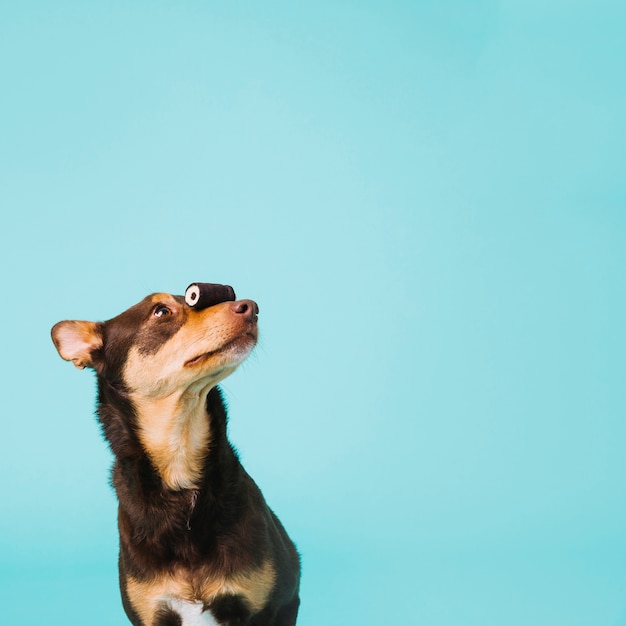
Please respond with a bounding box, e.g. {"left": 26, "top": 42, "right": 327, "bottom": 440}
{"left": 184, "top": 332, "right": 257, "bottom": 370}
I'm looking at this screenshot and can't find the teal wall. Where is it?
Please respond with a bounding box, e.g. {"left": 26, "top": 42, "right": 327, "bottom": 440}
{"left": 1, "top": 2, "right": 625, "bottom": 624}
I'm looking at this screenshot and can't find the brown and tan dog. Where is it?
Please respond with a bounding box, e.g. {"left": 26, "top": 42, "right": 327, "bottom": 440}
{"left": 51, "top": 289, "right": 301, "bottom": 626}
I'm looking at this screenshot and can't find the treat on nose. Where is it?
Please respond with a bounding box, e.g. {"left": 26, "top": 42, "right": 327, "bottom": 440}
{"left": 185, "top": 283, "right": 236, "bottom": 310}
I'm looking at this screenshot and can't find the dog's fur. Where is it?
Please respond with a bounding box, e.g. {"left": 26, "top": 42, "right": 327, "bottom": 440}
{"left": 51, "top": 292, "right": 300, "bottom": 625}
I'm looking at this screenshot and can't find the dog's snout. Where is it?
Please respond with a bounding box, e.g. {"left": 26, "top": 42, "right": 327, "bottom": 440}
{"left": 231, "top": 299, "right": 259, "bottom": 320}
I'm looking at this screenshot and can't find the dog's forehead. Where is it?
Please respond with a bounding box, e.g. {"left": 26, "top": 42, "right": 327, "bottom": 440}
{"left": 143, "top": 292, "right": 183, "bottom": 308}
{"left": 100, "top": 292, "right": 188, "bottom": 362}
{"left": 108, "top": 293, "right": 182, "bottom": 322}
{"left": 145, "top": 292, "right": 185, "bottom": 309}
{"left": 102, "top": 292, "right": 184, "bottom": 339}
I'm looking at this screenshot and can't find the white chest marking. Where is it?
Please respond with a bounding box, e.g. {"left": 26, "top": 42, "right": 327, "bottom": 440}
{"left": 168, "top": 598, "right": 220, "bottom": 625}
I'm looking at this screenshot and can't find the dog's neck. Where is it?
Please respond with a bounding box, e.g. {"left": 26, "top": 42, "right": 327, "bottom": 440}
{"left": 130, "top": 381, "right": 215, "bottom": 491}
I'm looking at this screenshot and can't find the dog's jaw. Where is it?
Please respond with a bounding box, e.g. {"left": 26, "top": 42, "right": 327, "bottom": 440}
{"left": 184, "top": 330, "right": 257, "bottom": 369}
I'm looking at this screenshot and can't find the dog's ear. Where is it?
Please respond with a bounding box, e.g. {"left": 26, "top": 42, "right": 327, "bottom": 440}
{"left": 51, "top": 320, "right": 103, "bottom": 370}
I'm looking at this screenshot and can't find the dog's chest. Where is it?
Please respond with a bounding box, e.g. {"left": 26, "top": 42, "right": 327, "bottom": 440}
{"left": 168, "top": 598, "right": 220, "bottom": 625}
{"left": 125, "top": 559, "right": 276, "bottom": 625}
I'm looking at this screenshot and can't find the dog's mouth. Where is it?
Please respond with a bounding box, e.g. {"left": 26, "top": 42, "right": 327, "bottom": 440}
{"left": 184, "top": 331, "right": 257, "bottom": 368}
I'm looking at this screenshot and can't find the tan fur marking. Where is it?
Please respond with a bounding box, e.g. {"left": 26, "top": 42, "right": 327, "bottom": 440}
{"left": 217, "top": 559, "right": 277, "bottom": 612}
{"left": 126, "top": 560, "right": 276, "bottom": 623}
{"left": 132, "top": 384, "right": 213, "bottom": 490}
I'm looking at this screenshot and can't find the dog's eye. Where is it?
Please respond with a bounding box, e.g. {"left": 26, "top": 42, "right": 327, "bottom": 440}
{"left": 153, "top": 305, "right": 172, "bottom": 318}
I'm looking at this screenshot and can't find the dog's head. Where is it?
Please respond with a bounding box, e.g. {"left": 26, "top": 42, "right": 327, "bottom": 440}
{"left": 51, "top": 293, "right": 259, "bottom": 398}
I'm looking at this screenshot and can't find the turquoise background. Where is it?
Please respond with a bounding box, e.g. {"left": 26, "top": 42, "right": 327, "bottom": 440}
{"left": 1, "top": 2, "right": 625, "bottom": 624}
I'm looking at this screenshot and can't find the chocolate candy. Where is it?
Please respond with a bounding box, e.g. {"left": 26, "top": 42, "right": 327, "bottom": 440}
{"left": 184, "top": 283, "right": 236, "bottom": 310}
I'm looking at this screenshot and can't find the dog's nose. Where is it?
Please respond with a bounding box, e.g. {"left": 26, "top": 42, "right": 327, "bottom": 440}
{"left": 231, "top": 299, "right": 259, "bottom": 320}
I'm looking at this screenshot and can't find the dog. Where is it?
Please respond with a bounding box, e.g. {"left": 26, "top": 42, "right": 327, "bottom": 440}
{"left": 51, "top": 289, "right": 301, "bottom": 625}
